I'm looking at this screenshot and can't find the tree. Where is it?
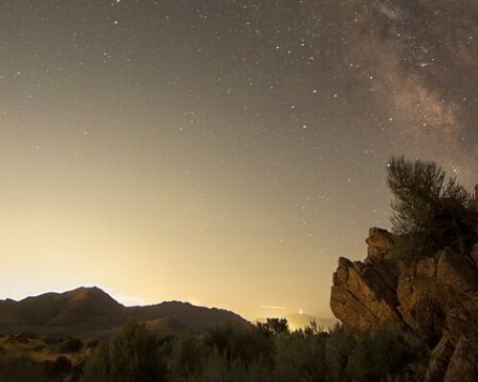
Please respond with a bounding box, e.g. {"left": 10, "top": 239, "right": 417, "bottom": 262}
{"left": 387, "top": 156, "right": 478, "bottom": 256}
{"left": 257, "top": 318, "right": 290, "bottom": 338}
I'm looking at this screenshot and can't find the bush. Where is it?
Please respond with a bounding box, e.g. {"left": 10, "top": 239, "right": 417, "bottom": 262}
{"left": 178, "top": 349, "right": 270, "bottom": 382}
{"left": 56, "top": 337, "right": 83, "bottom": 354}
{"left": 274, "top": 330, "right": 327, "bottom": 382}
{"left": 81, "top": 322, "right": 167, "bottom": 382}
{"left": 169, "top": 323, "right": 274, "bottom": 382}
{"left": 206, "top": 323, "right": 273, "bottom": 367}
{"left": 345, "top": 326, "right": 410, "bottom": 381}
{"left": 326, "top": 325, "right": 355, "bottom": 382}
{"left": 167, "top": 336, "right": 211, "bottom": 381}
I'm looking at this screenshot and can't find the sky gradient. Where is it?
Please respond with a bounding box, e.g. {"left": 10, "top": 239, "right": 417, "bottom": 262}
{"left": 1, "top": 0, "right": 477, "bottom": 320}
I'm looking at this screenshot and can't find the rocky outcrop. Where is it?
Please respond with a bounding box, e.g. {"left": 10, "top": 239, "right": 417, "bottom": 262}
{"left": 330, "top": 256, "right": 403, "bottom": 332}
{"left": 330, "top": 228, "right": 478, "bottom": 382}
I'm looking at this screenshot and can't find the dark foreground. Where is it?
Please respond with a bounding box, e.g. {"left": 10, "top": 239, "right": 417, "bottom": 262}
{"left": 0, "top": 319, "right": 415, "bottom": 382}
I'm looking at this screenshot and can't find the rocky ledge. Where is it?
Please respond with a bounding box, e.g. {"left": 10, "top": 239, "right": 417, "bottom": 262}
{"left": 330, "top": 228, "right": 478, "bottom": 382}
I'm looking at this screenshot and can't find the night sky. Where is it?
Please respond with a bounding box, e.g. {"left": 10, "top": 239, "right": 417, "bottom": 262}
{"left": 1, "top": 0, "right": 477, "bottom": 320}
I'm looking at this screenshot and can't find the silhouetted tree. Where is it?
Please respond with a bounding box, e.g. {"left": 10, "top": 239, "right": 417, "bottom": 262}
{"left": 387, "top": 156, "right": 478, "bottom": 256}
{"left": 257, "top": 318, "right": 290, "bottom": 338}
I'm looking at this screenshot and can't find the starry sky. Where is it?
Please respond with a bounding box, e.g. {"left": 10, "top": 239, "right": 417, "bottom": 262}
{"left": 1, "top": 0, "right": 477, "bottom": 320}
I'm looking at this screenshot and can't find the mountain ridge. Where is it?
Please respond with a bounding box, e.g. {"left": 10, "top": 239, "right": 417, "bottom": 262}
{"left": 0, "top": 286, "right": 248, "bottom": 339}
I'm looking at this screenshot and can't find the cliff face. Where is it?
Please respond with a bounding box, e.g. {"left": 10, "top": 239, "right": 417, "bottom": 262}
{"left": 330, "top": 228, "right": 478, "bottom": 382}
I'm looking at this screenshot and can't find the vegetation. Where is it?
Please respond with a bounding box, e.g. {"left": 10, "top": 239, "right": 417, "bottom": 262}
{"left": 80, "top": 320, "right": 411, "bottom": 382}
{"left": 257, "top": 318, "right": 290, "bottom": 338}
{"left": 0, "top": 356, "right": 48, "bottom": 382}
{"left": 344, "top": 325, "right": 410, "bottom": 381}
{"left": 56, "top": 337, "right": 83, "bottom": 354}
{"left": 387, "top": 156, "right": 478, "bottom": 258}
{"left": 81, "top": 322, "right": 167, "bottom": 382}
{"left": 0, "top": 321, "right": 413, "bottom": 382}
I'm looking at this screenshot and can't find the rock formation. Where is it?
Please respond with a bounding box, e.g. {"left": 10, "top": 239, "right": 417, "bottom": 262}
{"left": 330, "top": 228, "right": 478, "bottom": 382}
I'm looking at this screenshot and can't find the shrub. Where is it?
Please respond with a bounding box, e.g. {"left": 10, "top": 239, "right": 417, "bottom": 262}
{"left": 56, "top": 337, "right": 83, "bottom": 354}
{"left": 171, "top": 323, "right": 274, "bottom": 382}
{"left": 345, "top": 326, "right": 410, "bottom": 381}
{"left": 177, "top": 349, "right": 271, "bottom": 382}
{"left": 274, "top": 330, "right": 327, "bottom": 382}
{"left": 81, "top": 322, "right": 167, "bottom": 382}
{"left": 167, "top": 336, "right": 211, "bottom": 381}
{"left": 207, "top": 323, "right": 273, "bottom": 367}
{"left": 325, "top": 325, "right": 355, "bottom": 382}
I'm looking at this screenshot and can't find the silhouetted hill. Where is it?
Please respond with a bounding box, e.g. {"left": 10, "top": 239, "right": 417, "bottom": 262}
{"left": 0, "top": 287, "right": 248, "bottom": 338}
{"left": 0, "top": 287, "right": 123, "bottom": 329}
{"left": 128, "top": 300, "right": 246, "bottom": 332}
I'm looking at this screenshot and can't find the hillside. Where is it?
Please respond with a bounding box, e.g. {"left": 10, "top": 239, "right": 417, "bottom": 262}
{"left": 0, "top": 287, "right": 248, "bottom": 338}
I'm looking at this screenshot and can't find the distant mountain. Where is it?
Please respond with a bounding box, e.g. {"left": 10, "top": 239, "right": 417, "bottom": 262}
{"left": 0, "top": 287, "right": 248, "bottom": 338}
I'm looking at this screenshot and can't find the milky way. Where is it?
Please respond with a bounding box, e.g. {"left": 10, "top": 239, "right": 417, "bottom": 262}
{"left": 0, "top": 1, "right": 477, "bottom": 319}
{"left": 304, "top": 0, "right": 478, "bottom": 182}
